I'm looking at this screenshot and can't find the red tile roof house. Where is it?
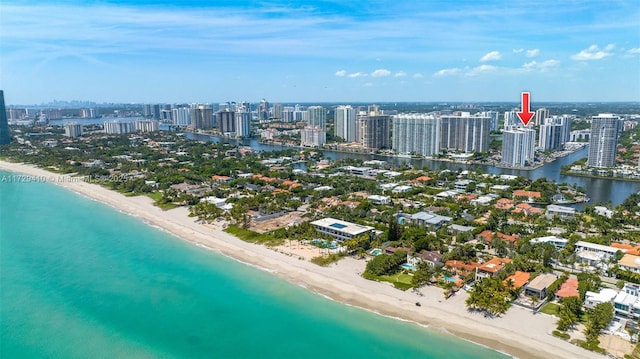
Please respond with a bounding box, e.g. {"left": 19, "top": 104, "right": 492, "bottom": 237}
{"left": 475, "top": 257, "right": 512, "bottom": 281}
{"left": 504, "top": 271, "right": 531, "bottom": 289}
{"left": 445, "top": 260, "right": 480, "bottom": 280}
{"left": 513, "top": 190, "right": 542, "bottom": 202}
{"left": 494, "top": 198, "right": 514, "bottom": 210}
{"left": 555, "top": 276, "right": 579, "bottom": 300}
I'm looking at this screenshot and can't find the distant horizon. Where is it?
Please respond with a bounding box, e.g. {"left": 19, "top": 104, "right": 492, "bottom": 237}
{"left": 5, "top": 98, "right": 640, "bottom": 108}
{"left": 2, "top": 1, "right": 638, "bottom": 104}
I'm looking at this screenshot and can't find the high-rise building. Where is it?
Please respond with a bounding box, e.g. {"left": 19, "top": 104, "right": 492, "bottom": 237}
{"left": 538, "top": 123, "right": 563, "bottom": 151}
{"left": 307, "top": 106, "right": 326, "bottom": 130}
{"left": 272, "top": 103, "right": 283, "bottom": 120}
{"left": 357, "top": 114, "right": 391, "bottom": 150}
{"left": 440, "top": 113, "right": 490, "bottom": 153}
{"left": 539, "top": 115, "right": 572, "bottom": 151}
{"left": 503, "top": 110, "right": 521, "bottom": 129}
{"left": 281, "top": 107, "right": 294, "bottom": 123}
{"left": 587, "top": 114, "right": 620, "bottom": 168}
{"left": 172, "top": 106, "right": 191, "bottom": 126}
{"left": 0, "top": 90, "right": 11, "bottom": 144}
{"left": 190, "top": 104, "right": 214, "bottom": 129}
{"left": 258, "top": 99, "right": 269, "bottom": 121}
{"left": 480, "top": 111, "right": 500, "bottom": 132}
{"left": 301, "top": 127, "right": 326, "bottom": 147}
{"left": 80, "top": 108, "right": 97, "bottom": 118}
{"left": 218, "top": 109, "right": 235, "bottom": 134}
{"left": 502, "top": 128, "right": 536, "bottom": 167}
{"left": 535, "top": 108, "right": 550, "bottom": 126}
{"left": 334, "top": 105, "right": 357, "bottom": 142}
{"left": 64, "top": 122, "right": 83, "bottom": 138}
{"left": 134, "top": 119, "right": 159, "bottom": 132}
{"left": 235, "top": 109, "right": 252, "bottom": 138}
{"left": 392, "top": 113, "right": 440, "bottom": 156}
{"left": 104, "top": 120, "right": 134, "bottom": 134}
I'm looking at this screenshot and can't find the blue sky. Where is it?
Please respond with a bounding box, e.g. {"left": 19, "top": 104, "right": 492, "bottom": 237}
{"left": 1, "top": 0, "right": 639, "bottom": 104}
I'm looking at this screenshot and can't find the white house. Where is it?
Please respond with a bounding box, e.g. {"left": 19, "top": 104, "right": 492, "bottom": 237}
{"left": 311, "top": 218, "right": 374, "bottom": 241}
{"left": 546, "top": 204, "right": 576, "bottom": 219}
{"left": 530, "top": 236, "right": 568, "bottom": 249}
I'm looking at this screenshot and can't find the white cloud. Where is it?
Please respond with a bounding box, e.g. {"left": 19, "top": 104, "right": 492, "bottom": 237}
{"left": 466, "top": 64, "right": 497, "bottom": 76}
{"left": 526, "top": 49, "right": 540, "bottom": 57}
{"left": 348, "top": 72, "right": 367, "bottom": 78}
{"left": 523, "top": 59, "right": 559, "bottom": 71}
{"left": 628, "top": 48, "right": 640, "bottom": 54}
{"left": 394, "top": 71, "right": 407, "bottom": 77}
{"left": 433, "top": 68, "right": 461, "bottom": 77}
{"left": 571, "top": 44, "right": 613, "bottom": 60}
{"left": 335, "top": 69, "right": 347, "bottom": 77}
{"left": 480, "top": 51, "right": 501, "bottom": 62}
{"left": 364, "top": 82, "right": 373, "bottom": 87}
{"left": 413, "top": 73, "right": 424, "bottom": 78}
{"left": 371, "top": 69, "right": 391, "bottom": 77}
{"left": 513, "top": 48, "right": 524, "bottom": 53}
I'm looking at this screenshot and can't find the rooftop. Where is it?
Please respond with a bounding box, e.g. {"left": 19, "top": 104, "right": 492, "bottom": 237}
{"left": 526, "top": 273, "right": 557, "bottom": 291}
{"left": 555, "top": 277, "right": 579, "bottom": 298}
{"left": 504, "top": 271, "right": 530, "bottom": 289}
{"left": 478, "top": 257, "right": 511, "bottom": 273}
{"left": 311, "top": 217, "right": 374, "bottom": 236}
{"left": 618, "top": 254, "right": 640, "bottom": 269}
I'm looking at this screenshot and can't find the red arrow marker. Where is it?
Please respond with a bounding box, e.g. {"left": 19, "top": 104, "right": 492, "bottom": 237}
{"left": 517, "top": 92, "right": 534, "bottom": 126}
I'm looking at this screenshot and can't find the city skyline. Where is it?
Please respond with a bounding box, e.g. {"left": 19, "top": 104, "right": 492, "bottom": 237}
{"left": 2, "top": 1, "right": 639, "bottom": 105}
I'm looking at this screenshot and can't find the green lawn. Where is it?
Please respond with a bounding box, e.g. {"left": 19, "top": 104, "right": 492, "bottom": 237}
{"left": 375, "top": 272, "right": 414, "bottom": 290}
{"left": 224, "top": 225, "right": 283, "bottom": 246}
{"left": 540, "top": 302, "right": 561, "bottom": 316}
{"left": 146, "top": 192, "right": 178, "bottom": 210}
{"left": 146, "top": 192, "right": 163, "bottom": 201}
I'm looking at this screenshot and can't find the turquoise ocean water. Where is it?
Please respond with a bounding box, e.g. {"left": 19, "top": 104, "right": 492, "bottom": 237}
{"left": 0, "top": 171, "right": 508, "bottom": 359}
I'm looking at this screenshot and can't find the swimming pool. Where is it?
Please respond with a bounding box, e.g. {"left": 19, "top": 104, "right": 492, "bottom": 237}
{"left": 443, "top": 276, "right": 457, "bottom": 283}
{"left": 370, "top": 248, "right": 382, "bottom": 256}
{"left": 401, "top": 263, "right": 417, "bottom": 271}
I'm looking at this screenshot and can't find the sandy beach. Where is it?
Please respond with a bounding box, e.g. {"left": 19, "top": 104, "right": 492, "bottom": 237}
{"left": 0, "top": 160, "right": 604, "bottom": 359}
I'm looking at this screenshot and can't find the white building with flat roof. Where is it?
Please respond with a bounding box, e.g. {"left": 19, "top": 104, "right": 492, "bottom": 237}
{"left": 311, "top": 218, "right": 374, "bottom": 241}
{"left": 530, "top": 236, "right": 568, "bottom": 249}
{"left": 546, "top": 204, "right": 576, "bottom": 219}
{"left": 575, "top": 241, "right": 625, "bottom": 268}
{"left": 584, "top": 288, "right": 618, "bottom": 309}
{"left": 367, "top": 195, "right": 390, "bottom": 205}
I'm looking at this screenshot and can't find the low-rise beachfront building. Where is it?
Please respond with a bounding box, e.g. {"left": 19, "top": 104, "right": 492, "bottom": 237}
{"left": 407, "top": 250, "right": 443, "bottom": 268}
{"left": 618, "top": 254, "right": 640, "bottom": 274}
{"left": 523, "top": 273, "right": 558, "bottom": 300}
{"left": 555, "top": 276, "right": 579, "bottom": 300}
{"left": 545, "top": 204, "right": 576, "bottom": 220}
{"left": 584, "top": 288, "right": 618, "bottom": 309}
{"left": 529, "top": 235, "right": 568, "bottom": 249}
{"left": 575, "top": 241, "right": 625, "bottom": 269}
{"left": 311, "top": 217, "right": 374, "bottom": 241}
{"left": 445, "top": 260, "right": 480, "bottom": 280}
{"left": 504, "top": 271, "right": 530, "bottom": 289}
{"left": 475, "top": 257, "right": 512, "bottom": 281}
{"left": 613, "top": 283, "right": 640, "bottom": 328}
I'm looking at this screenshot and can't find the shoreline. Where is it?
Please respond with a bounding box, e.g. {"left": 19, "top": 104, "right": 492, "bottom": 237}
{"left": 0, "top": 160, "right": 604, "bottom": 359}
